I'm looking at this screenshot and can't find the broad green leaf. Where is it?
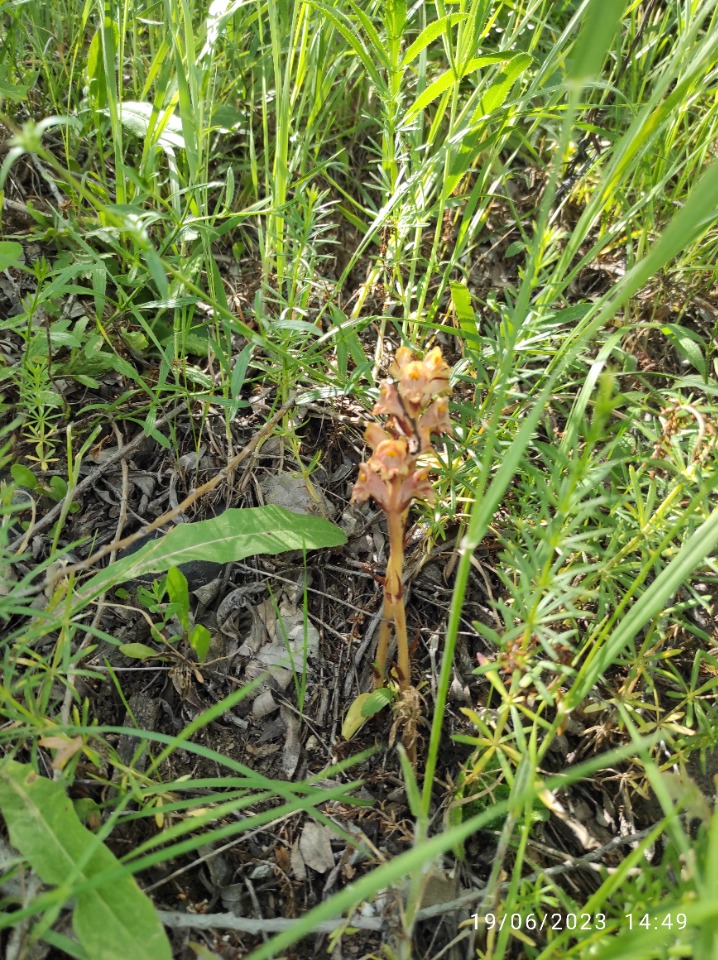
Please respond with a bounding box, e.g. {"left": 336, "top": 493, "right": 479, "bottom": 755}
{"left": 360, "top": 686, "right": 396, "bottom": 718}
{"left": 190, "top": 624, "right": 212, "bottom": 663}
{"left": 402, "top": 14, "right": 467, "bottom": 67}
{"left": 0, "top": 761, "right": 171, "bottom": 960}
{"left": 49, "top": 476, "right": 68, "bottom": 501}
{"left": 81, "top": 505, "right": 347, "bottom": 598}
{"left": 119, "top": 642, "right": 163, "bottom": 661}
{"left": 342, "top": 688, "right": 395, "bottom": 740}
{"left": 0, "top": 240, "right": 23, "bottom": 270}
{"left": 73, "top": 374, "right": 101, "bottom": 388}
{"left": 0, "top": 70, "right": 31, "bottom": 104}
{"left": 180, "top": 331, "right": 212, "bottom": 359}
{"left": 505, "top": 240, "right": 525, "bottom": 258}
{"left": 661, "top": 323, "right": 707, "bottom": 377}
{"left": 166, "top": 566, "right": 190, "bottom": 634}
{"left": 10, "top": 463, "right": 39, "bottom": 489}
{"left": 342, "top": 693, "right": 374, "bottom": 739}
{"left": 116, "top": 101, "right": 185, "bottom": 153}
{"left": 211, "top": 103, "right": 245, "bottom": 131}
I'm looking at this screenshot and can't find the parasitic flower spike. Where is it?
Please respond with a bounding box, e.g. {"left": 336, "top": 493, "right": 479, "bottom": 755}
{"left": 350, "top": 345, "right": 454, "bottom": 760}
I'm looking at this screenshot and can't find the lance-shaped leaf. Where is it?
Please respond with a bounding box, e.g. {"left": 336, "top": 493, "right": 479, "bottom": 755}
{"left": 81, "top": 505, "right": 346, "bottom": 597}
{"left": 0, "top": 761, "right": 171, "bottom": 960}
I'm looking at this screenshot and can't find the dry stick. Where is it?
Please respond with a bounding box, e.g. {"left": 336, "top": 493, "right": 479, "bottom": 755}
{"left": 156, "top": 910, "right": 383, "bottom": 935}
{"left": 415, "top": 826, "right": 657, "bottom": 922}
{"left": 42, "top": 395, "right": 296, "bottom": 592}
{"left": 9, "top": 401, "right": 186, "bottom": 553}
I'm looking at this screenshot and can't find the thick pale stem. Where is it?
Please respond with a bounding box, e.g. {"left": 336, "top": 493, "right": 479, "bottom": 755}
{"left": 374, "top": 604, "right": 393, "bottom": 687}
{"left": 386, "top": 507, "right": 410, "bottom": 691}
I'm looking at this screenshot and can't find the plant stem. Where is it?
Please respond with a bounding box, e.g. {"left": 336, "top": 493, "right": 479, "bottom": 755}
{"left": 386, "top": 507, "right": 410, "bottom": 691}
{"left": 374, "top": 610, "right": 392, "bottom": 687}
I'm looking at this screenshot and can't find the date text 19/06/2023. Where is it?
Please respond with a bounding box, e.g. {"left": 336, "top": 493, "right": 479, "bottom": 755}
{"left": 471, "top": 913, "right": 688, "bottom": 933}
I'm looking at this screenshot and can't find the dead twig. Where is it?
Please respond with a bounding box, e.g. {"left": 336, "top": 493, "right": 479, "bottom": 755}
{"left": 156, "top": 909, "right": 384, "bottom": 934}
{"left": 9, "top": 401, "right": 186, "bottom": 552}
{"left": 38, "top": 395, "right": 295, "bottom": 592}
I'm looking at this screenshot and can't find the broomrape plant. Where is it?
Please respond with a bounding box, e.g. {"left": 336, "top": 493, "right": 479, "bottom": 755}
{"left": 348, "top": 345, "right": 453, "bottom": 759}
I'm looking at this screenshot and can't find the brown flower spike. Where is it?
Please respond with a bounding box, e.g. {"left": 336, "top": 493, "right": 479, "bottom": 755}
{"left": 351, "top": 346, "right": 453, "bottom": 704}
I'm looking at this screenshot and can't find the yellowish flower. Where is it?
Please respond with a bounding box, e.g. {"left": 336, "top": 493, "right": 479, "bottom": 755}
{"left": 389, "top": 345, "right": 452, "bottom": 415}
{"left": 373, "top": 382, "right": 406, "bottom": 421}
{"left": 369, "top": 438, "right": 411, "bottom": 480}
{"left": 417, "top": 396, "right": 454, "bottom": 452}
{"left": 364, "top": 422, "right": 394, "bottom": 451}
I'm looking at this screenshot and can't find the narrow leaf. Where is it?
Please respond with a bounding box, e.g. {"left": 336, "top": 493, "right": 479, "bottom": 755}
{"left": 450, "top": 281, "right": 478, "bottom": 337}
{"left": 402, "top": 14, "right": 467, "bottom": 67}
{"left": 166, "top": 566, "right": 190, "bottom": 634}
{"left": 403, "top": 53, "right": 510, "bottom": 122}
{"left": 577, "top": 504, "right": 718, "bottom": 701}
{"left": 308, "top": 1, "right": 385, "bottom": 82}
{"left": 403, "top": 66, "right": 460, "bottom": 121}
{"left": 479, "top": 53, "right": 532, "bottom": 115}
{"left": 568, "top": 0, "right": 626, "bottom": 86}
